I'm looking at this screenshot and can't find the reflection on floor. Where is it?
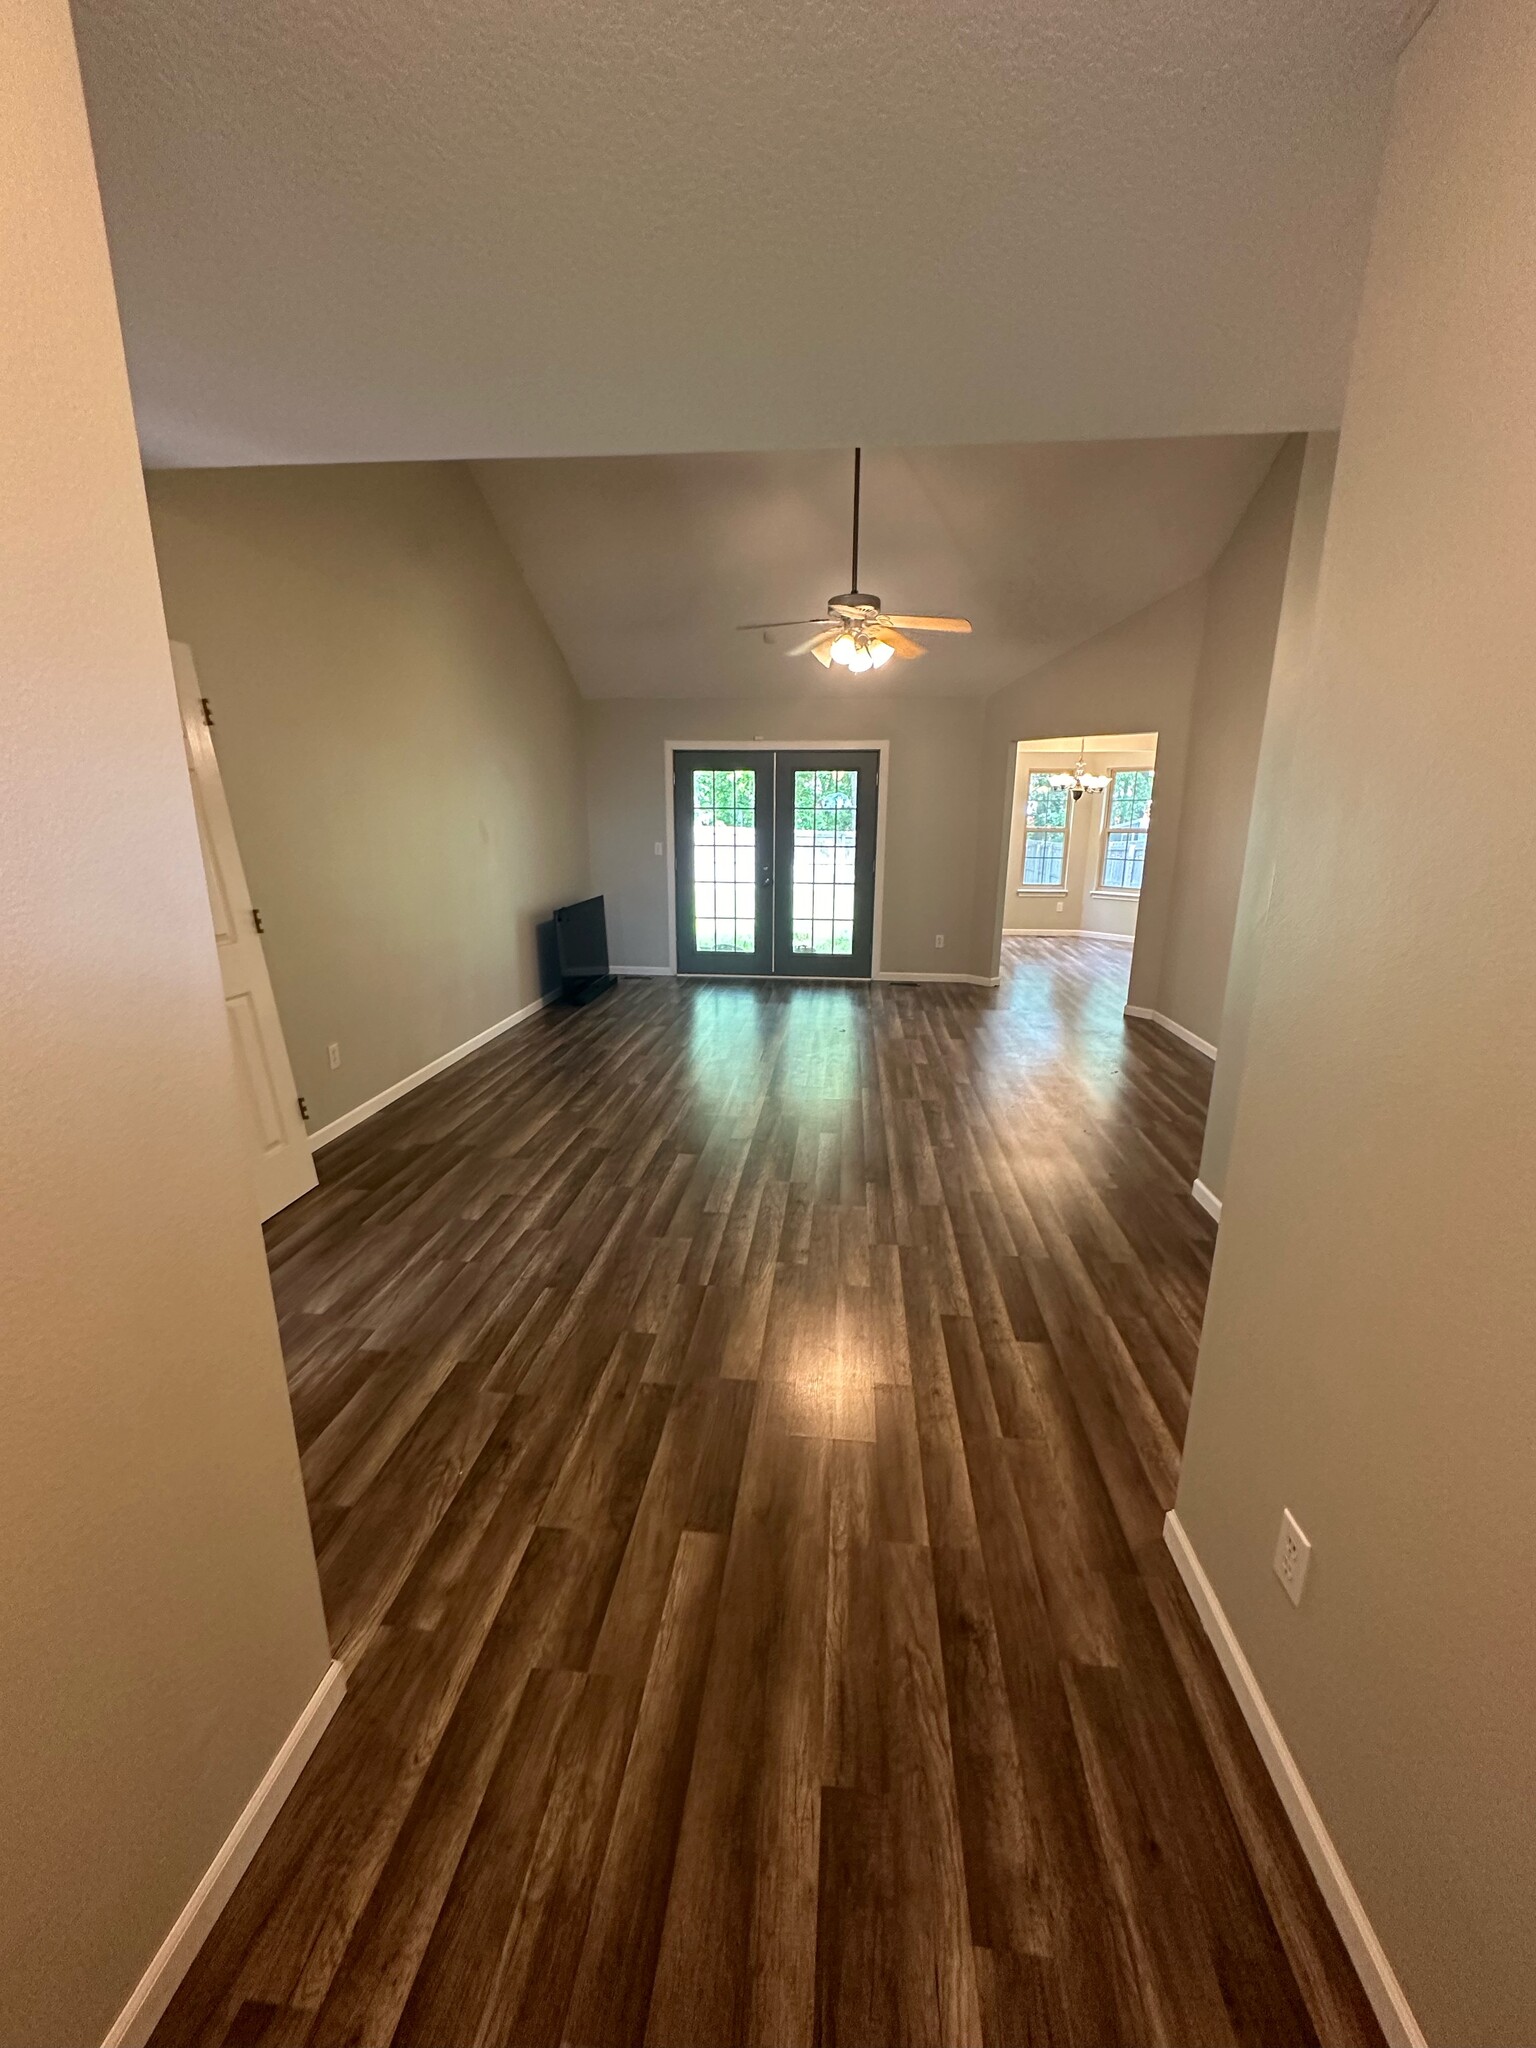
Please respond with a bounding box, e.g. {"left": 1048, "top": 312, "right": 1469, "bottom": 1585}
{"left": 155, "top": 935, "right": 1382, "bottom": 2047}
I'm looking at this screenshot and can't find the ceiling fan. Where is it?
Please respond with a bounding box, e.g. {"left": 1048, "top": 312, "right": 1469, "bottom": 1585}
{"left": 737, "top": 448, "right": 972, "bottom": 672}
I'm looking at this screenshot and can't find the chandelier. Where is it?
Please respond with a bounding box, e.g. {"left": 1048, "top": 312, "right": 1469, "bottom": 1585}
{"left": 1047, "top": 741, "right": 1111, "bottom": 803}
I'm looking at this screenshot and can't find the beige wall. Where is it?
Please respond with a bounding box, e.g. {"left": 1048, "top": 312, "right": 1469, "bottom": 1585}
{"left": 973, "top": 582, "right": 1209, "bottom": 995}
{"left": 1147, "top": 439, "right": 1303, "bottom": 1046}
{"left": 1199, "top": 434, "right": 1338, "bottom": 1199}
{"left": 1176, "top": 2, "right": 1536, "bottom": 2040}
{"left": 583, "top": 696, "right": 985, "bottom": 976}
{"left": 0, "top": 11, "right": 331, "bottom": 2045}
{"left": 1002, "top": 746, "right": 1156, "bottom": 938}
{"left": 145, "top": 465, "right": 591, "bottom": 1132}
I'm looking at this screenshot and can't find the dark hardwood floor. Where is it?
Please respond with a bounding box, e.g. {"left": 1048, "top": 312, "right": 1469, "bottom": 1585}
{"left": 154, "top": 935, "right": 1382, "bottom": 2047}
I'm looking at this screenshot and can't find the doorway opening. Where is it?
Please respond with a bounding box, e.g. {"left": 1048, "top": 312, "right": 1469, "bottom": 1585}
{"left": 668, "top": 743, "right": 884, "bottom": 978}
{"left": 996, "top": 730, "right": 1159, "bottom": 982}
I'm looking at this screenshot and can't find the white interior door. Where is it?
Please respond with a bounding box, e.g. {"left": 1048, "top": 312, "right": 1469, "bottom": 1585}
{"left": 171, "top": 642, "right": 318, "bottom": 1221}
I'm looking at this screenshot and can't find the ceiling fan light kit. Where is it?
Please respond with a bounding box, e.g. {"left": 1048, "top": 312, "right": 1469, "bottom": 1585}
{"left": 825, "top": 630, "right": 894, "bottom": 673}
{"left": 737, "top": 448, "right": 972, "bottom": 676}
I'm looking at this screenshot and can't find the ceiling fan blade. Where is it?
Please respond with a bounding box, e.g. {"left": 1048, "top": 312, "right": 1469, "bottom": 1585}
{"left": 882, "top": 614, "right": 973, "bottom": 634}
{"left": 790, "top": 629, "right": 840, "bottom": 658}
{"left": 882, "top": 628, "right": 927, "bottom": 659}
{"left": 736, "top": 617, "right": 834, "bottom": 632}
{"left": 810, "top": 640, "right": 836, "bottom": 668}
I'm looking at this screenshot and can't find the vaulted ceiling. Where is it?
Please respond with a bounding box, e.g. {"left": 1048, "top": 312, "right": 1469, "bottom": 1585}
{"left": 73, "top": 0, "right": 1432, "bottom": 467}
{"left": 473, "top": 439, "right": 1283, "bottom": 699}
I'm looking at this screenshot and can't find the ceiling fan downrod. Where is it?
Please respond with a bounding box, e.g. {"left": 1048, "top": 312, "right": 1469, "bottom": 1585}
{"left": 830, "top": 446, "right": 881, "bottom": 614}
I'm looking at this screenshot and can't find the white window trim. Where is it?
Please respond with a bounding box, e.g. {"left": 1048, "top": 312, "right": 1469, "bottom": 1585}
{"left": 1097, "top": 767, "right": 1154, "bottom": 896}
{"left": 1019, "top": 769, "right": 1073, "bottom": 891}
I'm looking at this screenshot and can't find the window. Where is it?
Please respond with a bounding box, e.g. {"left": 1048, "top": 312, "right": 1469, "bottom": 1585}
{"left": 1020, "top": 772, "right": 1071, "bottom": 888}
{"left": 791, "top": 769, "right": 858, "bottom": 954}
{"left": 691, "top": 767, "right": 757, "bottom": 951}
{"left": 1099, "top": 767, "right": 1154, "bottom": 891}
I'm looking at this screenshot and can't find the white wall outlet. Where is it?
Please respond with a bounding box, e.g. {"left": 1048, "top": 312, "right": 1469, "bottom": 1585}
{"left": 654, "top": 841, "right": 664, "bottom": 857}
{"left": 934, "top": 933, "right": 945, "bottom": 949}
{"left": 327, "top": 1041, "right": 341, "bottom": 1071}
{"left": 1273, "top": 1507, "right": 1311, "bottom": 1606}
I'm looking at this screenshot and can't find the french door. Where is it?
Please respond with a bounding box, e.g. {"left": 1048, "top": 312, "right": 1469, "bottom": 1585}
{"left": 673, "top": 748, "right": 879, "bottom": 978}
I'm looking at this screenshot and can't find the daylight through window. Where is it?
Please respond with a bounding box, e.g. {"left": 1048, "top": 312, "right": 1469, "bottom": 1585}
{"left": 1021, "top": 772, "right": 1071, "bottom": 888}
{"left": 1100, "top": 767, "right": 1154, "bottom": 891}
{"left": 692, "top": 768, "right": 757, "bottom": 951}
{"left": 791, "top": 769, "right": 858, "bottom": 954}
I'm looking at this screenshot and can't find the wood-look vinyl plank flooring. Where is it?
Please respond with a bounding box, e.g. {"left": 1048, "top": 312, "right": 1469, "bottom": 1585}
{"left": 153, "top": 937, "right": 1383, "bottom": 2048}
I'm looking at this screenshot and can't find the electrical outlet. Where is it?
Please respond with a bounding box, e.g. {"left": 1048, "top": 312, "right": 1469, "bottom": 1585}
{"left": 1273, "top": 1508, "right": 1311, "bottom": 1606}
{"left": 934, "top": 933, "right": 945, "bottom": 950}
{"left": 654, "top": 841, "right": 664, "bottom": 857}
{"left": 327, "top": 1041, "right": 341, "bottom": 1071}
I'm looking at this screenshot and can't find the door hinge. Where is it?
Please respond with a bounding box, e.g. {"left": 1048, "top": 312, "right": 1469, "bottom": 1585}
{"left": 251, "top": 906, "right": 265, "bottom": 934}
{"left": 297, "top": 1095, "right": 310, "bottom": 1123}
{"left": 200, "top": 696, "right": 214, "bottom": 729}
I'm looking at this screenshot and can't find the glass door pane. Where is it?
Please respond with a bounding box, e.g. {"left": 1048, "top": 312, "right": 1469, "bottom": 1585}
{"left": 692, "top": 766, "right": 758, "bottom": 954}
{"left": 673, "top": 752, "right": 773, "bottom": 975}
{"left": 772, "top": 749, "right": 879, "bottom": 978}
{"left": 790, "top": 768, "right": 858, "bottom": 955}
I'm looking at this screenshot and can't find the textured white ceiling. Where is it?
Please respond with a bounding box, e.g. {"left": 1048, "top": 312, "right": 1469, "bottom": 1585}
{"left": 473, "top": 439, "right": 1283, "bottom": 699}
{"left": 73, "top": 0, "right": 1431, "bottom": 467}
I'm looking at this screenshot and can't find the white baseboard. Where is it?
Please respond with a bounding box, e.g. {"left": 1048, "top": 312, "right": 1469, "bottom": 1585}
{"left": 1162, "top": 1515, "right": 1424, "bottom": 2048}
{"left": 609, "top": 964, "right": 1011, "bottom": 989}
{"left": 1124, "top": 1003, "right": 1217, "bottom": 1060}
{"left": 876, "top": 970, "right": 1001, "bottom": 987}
{"left": 308, "top": 993, "right": 553, "bottom": 1151}
{"left": 1005, "top": 927, "right": 1135, "bottom": 944}
{"left": 1191, "top": 1177, "right": 1223, "bottom": 1224}
{"left": 619, "top": 966, "right": 1006, "bottom": 989}
{"left": 103, "top": 1659, "right": 346, "bottom": 2048}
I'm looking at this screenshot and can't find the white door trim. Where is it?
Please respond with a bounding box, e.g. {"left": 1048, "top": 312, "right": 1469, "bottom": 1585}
{"left": 663, "top": 739, "right": 890, "bottom": 979}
